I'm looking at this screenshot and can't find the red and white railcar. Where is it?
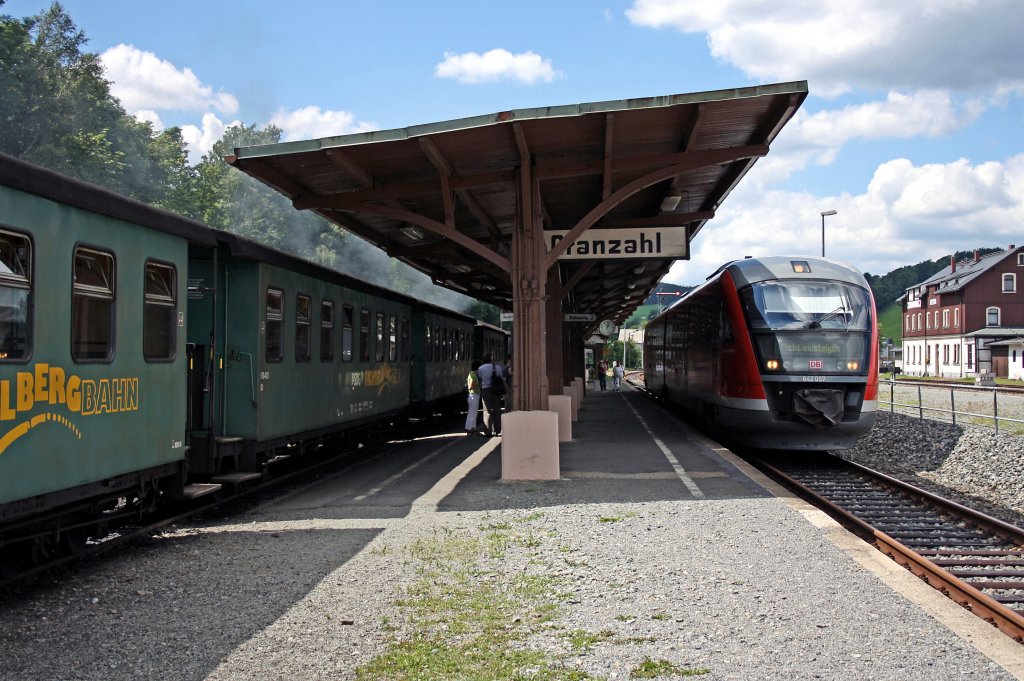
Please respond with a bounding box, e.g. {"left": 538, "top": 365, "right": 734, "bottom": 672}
{"left": 644, "top": 256, "right": 878, "bottom": 450}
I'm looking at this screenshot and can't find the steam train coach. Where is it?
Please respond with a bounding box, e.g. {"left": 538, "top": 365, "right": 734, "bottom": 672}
{"left": 644, "top": 256, "right": 878, "bottom": 449}
{"left": 0, "top": 154, "right": 505, "bottom": 566}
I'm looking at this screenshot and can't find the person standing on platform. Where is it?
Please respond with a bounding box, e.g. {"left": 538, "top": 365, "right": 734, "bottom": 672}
{"left": 465, "top": 360, "right": 482, "bottom": 435}
{"left": 612, "top": 360, "right": 624, "bottom": 391}
{"left": 478, "top": 352, "right": 507, "bottom": 437}
{"left": 597, "top": 359, "right": 608, "bottom": 391}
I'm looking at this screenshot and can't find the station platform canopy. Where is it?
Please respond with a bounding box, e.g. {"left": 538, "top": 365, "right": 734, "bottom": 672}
{"left": 226, "top": 82, "right": 807, "bottom": 336}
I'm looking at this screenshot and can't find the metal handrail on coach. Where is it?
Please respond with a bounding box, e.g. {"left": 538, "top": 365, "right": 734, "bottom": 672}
{"left": 879, "top": 377, "right": 1024, "bottom": 434}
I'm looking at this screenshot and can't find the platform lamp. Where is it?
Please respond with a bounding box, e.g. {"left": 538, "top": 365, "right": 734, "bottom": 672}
{"left": 820, "top": 210, "right": 837, "bottom": 257}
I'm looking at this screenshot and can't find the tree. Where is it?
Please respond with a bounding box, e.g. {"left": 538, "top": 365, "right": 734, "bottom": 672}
{"left": 0, "top": 3, "right": 193, "bottom": 204}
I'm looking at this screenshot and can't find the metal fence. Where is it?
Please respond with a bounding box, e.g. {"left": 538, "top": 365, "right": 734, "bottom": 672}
{"left": 879, "top": 378, "right": 1024, "bottom": 434}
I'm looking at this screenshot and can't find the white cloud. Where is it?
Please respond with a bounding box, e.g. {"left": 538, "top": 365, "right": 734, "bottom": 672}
{"left": 435, "top": 49, "right": 561, "bottom": 84}
{"left": 100, "top": 44, "right": 239, "bottom": 115}
{"left": 626, "top": 0, "right": 1024, "bottom": 95}
{"left": 180, "top": 113, "right": 243, "bottom": 164}
{"left": 268, "top": 106, "right": 378, "bottom": 142}
{"left": 748, "top": 90, "right": 980, "bottom": 186}
{"left": 132, "top": 109, "right": 164, "bottom": 130}
{"left": 666, "top": 154, "right": 1024, "bottom": 286}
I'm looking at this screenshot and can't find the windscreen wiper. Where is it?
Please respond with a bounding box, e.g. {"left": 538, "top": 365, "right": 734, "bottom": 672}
{"left": 806, "top": 306, "right": 847, "bottom": 329}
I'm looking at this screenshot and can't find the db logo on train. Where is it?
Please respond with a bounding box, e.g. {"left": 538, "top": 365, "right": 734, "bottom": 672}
{"left": 809, "top": 360, "right": 823, "bottom": 369}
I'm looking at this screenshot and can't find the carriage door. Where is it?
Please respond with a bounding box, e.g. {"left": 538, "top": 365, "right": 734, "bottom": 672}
{"left": 186, "top": 343, "right": 209, "bottom": 431}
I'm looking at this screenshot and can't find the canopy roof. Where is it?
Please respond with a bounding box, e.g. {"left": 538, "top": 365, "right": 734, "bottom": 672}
{"left": 227, "top": 82, "right": 807, "bottom": 330}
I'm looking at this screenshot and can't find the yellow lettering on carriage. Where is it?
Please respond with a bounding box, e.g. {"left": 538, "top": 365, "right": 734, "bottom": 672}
{"left": 0, "top": 364, "right": 138, "bottom": 419}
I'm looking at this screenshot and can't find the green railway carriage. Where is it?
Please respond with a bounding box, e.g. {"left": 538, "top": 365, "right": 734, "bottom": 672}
{"left": 0, "top": 153, "right": 498, "bottom": 566}
{"left": 185, "top": 240, "right": 416, "bottom": 474}
{"left": 410, "top": 304, "right": 477, "bottom": 413}
{"left": 0, "top": 155, "right": 210, "bottom": 534}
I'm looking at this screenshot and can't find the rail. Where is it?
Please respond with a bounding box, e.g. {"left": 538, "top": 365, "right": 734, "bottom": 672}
{"left": 878, "top": 377, "right": 1024, "bottom": 434}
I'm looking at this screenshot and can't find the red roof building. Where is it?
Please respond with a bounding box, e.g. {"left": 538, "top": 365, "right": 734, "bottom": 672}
{"left": 900, "top": 245, "right": 1024, "bottom": 378}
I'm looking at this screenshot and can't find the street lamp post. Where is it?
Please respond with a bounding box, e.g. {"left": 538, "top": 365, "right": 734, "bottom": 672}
{"left": 820, "top": 210, "right": 837, "bottom": 257}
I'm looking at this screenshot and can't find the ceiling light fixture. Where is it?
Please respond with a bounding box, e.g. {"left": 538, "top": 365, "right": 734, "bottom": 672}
{"left": 660, "top": 195, "right": 682, "bottom": 212}
{"left": 400, "top": 226, "right": 425, "bottom": 241}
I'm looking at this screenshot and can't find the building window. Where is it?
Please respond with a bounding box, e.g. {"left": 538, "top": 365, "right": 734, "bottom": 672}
{"left": 341, "top": 304, "right": 354, "bottom": 362}
{"left": 1003, "top": 273, "right": 1016, "bottom": 292}
{"left": 72, "top": 247, "right": 115, "bottom": 362}
{"left": 0, "top": 230, "right": 31, "bottom": 361}
{"left": 942, "top": 309, "right": 949, "bottom": 328}
{"left": 265, "top": 288, "right": 283, "bottom": 362}
{"left": 320, "top": 300, "right": 334, "bottom": 362}
{"left": 295, "top": 294, "right": 311, "bottom": 362}
{"left": 360, "top": 308, "right": 371, "bottom": 362}
{"left": 1018, "top": 253, "right": 1024, "bottom": 266}
{"left": 967, "top": 344, "right": 974, "bottom": 369}
{"left": 143, "top": 261, "right": 176, "bottom": 361}
{"left": 987, "top": 306, "right": 1001, "bottom": 326}
{"left": 954, "top": 308, "right": 959, "bottom": 328}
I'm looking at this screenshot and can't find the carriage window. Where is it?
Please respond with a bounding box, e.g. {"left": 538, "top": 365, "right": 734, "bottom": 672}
{"left": 294, "top": 294, "right": 311, "bottom": 362}
{"left": 359, "top": 308, "right": 371, "bottom": 362}
{"left": 143, "top": 261, "right": 176, "bottom": 361}
{"left": 72, "top": 247, "right": 115, "bottom": 362}
{"left": 375, "top": 313, "right": 385, "bottom": 362}
{"left": 401, "top": 317, "right": 409, "bottom": 362}
{"left": 388, "top": 314, "right": 397, "bottom": 362}
{"left": 426, "top": 324, "right": 432, "bottom": 362}
{"left": 341, "top": 304, "right": 354, "bottom": 362}
{"left": 265, "top": 288, "right": 283, "bottom": 362}
{"left": 0, "top": 230, "right": 31, "bottom": 361}
{"left": 320, "top": 300, "right": 334, "bottom": 362}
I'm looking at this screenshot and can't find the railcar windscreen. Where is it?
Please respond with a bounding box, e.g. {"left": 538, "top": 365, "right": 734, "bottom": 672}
{"left": 740, "top": 280, "right": 873, "bottom": 375}
{"left": 741, "top": 281, "right": 871, "bottom": 331}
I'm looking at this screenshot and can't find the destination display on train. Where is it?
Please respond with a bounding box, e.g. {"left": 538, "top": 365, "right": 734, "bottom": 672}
{"left": 546, "top": 227, "right": 688, "bottom": 260}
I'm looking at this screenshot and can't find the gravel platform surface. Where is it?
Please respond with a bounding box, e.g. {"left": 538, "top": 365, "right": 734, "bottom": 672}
{"left": 1, "top": 389, "right": 1021, "bottom": 680}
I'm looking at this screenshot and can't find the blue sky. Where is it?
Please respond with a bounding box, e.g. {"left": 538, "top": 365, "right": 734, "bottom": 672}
{"left": 8, "top": 0, "right": 1024, "bottom": 290}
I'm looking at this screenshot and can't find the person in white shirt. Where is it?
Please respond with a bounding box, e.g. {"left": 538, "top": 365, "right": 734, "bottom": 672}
{"left": 612, "top": 361, "right": 625, "bottom": 391}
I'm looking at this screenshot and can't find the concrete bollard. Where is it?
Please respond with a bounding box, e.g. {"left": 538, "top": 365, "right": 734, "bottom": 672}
{"left": 500, "top": 411, "right": 560, "bottom": 480}
{"left": 548, "top": 394, "right": 573, "bottom": 442}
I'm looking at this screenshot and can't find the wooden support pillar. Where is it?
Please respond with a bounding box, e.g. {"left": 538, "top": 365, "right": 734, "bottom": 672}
{"left": 510, "top": 164, "right": 548, "bottom": 411}
{"left": 545, "top": 267, "right": 564, "bottom": 394}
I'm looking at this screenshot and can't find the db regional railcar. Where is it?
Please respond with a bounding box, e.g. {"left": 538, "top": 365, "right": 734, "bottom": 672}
{"left": 644, "top": 256, "right": 878, "bottom": 449}
{"left": 0, "top": 154, "right": 505, "bottom": 567}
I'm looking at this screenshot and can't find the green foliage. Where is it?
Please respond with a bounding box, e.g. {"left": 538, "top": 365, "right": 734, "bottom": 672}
{"left": 630, "top": 658, "right": 710, "bottom": 678}
{"left": 863, "top": 248, "right": 1003, "bottom": 307}
{"left": 603, "top": 339, "right": 642, "bottom": 369}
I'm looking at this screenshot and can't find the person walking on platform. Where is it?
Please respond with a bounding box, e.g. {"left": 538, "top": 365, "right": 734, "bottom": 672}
{"left": 465, "top": 360, "right": 482, "bottom": 435}
{"left": 612, "top": 361, "right": 624, "bottom": 391}
{"left": 478, "top": 352, "right": 507, "bottom": 437}
{"left": 597, "top": 359, "right": 608, "bottom": 391}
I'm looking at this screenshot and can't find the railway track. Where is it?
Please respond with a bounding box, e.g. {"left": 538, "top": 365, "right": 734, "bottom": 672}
{"left": 754, "top": 454, "right": 1024, "bottom": 642}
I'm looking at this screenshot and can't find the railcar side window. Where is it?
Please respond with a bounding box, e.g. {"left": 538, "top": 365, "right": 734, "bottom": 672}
{"left": 426, "top": 324, "right": 433, "bottom": 362}
{"left": 0, "top": 230, "right": 31, "bottom": 361}
{"left": 375, "top": 313, "right": 385, "bottom": 362}
{"left": 143, "top": 261, "right": 176, "bottom": 361}
{"left": 342, "top": 304, "right": 354, "bottom": 361}
{"left": 320, "top": 300, "right": 334, "bottom": 362}
{"left": 388, "top": 314, "right": 397, "bottom": 362}
{"left": 72, "top": 247, "right": 115, "bottom": 362}
{"left": 265, "top": 288, "right": 283, "bottom": 362}
{"left": 359, "top": 308, "right": 371, "bottom": 362}
{"left": 295, "top": 294, "right": 311, "bottom": 362}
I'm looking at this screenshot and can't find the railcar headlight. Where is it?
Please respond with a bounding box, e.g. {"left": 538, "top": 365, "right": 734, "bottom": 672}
{"left": 766, "top": 359, "right": 781, "bottom": 370}
{"left": 846, "top": 361, "right": 860, "bottom": 370}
